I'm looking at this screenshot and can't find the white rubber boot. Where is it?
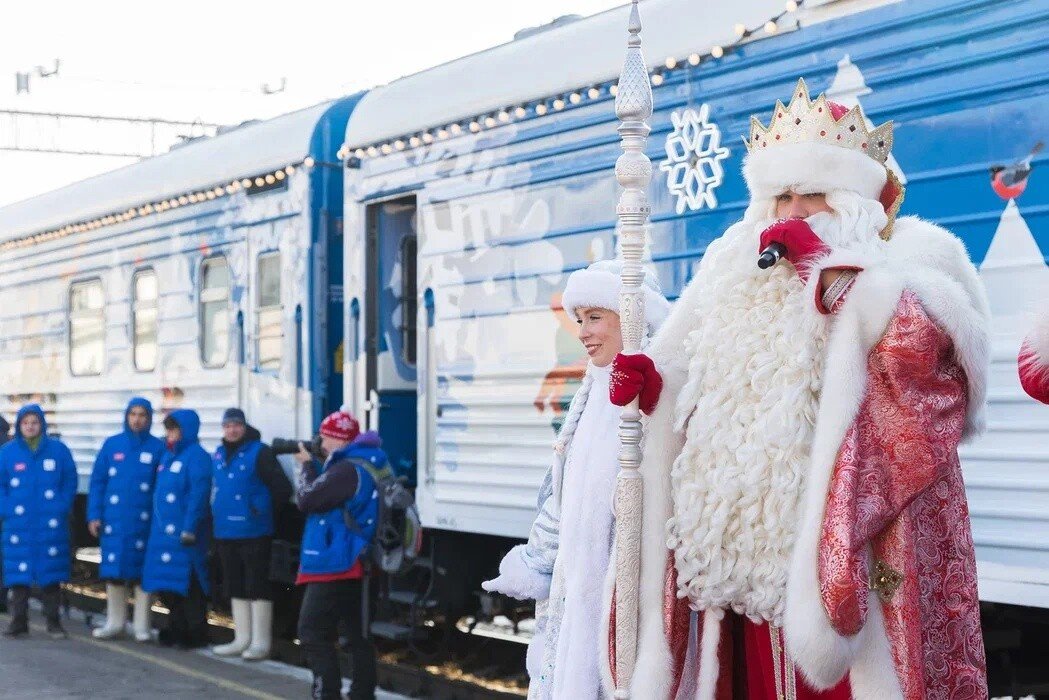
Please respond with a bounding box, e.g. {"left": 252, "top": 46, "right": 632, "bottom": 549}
{"left": 92, "top": 584, "right": 127, "bottom": 639}
{"left": 241, "top": 599, "right": 272, "bottom": 661}
{"left": 213, "top": 598, "right": 252, "bottom": 656}
{"left": 132, "top": 585, "right": 152, "bottom": 642}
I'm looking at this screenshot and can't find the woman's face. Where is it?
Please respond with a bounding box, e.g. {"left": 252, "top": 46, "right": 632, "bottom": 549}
{"left": 576, "top": 306, "right": 623, "bottom": 367}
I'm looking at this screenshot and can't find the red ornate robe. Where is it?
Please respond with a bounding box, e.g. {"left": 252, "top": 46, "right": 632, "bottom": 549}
{"left": 609, "top": 217, "right": 991, "bottom": 700}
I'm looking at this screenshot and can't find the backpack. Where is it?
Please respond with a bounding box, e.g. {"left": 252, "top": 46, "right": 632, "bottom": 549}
{"left": 344, "top": 456, "right": 423, "bottom": 575}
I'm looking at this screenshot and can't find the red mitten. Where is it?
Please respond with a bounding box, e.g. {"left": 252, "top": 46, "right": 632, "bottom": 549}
{"left": 610, "top": 353, "right": 663, "bottom": 415}
{"left": 1019, "top": 339, "right": 1049, "bottom": 405}
{"left": 758, "top": 218, "right": 831, "bottom": 284}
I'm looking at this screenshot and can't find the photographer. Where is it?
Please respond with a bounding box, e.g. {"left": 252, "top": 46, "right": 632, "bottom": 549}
{"left": 210, "top": 408, "right": 291, "bottom": 660}
{"left": 294, "top": 409, "right": 382, "bottom": 700}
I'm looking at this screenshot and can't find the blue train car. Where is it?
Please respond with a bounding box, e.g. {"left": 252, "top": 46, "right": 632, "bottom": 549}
{"left": 0, "top": 96, "right": 362, "bottom": 510}
{"left": 340, "top": 0, "right": 1049, "bottom": 679}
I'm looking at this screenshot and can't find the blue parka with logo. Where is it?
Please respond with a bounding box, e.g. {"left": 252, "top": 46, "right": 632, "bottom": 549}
{"left": 87, "top": 397, "right": 167, "bottom": 581}
{"left": 141, "top": 409, "right": 212, "bottom": 596}
{"left": 0, "top": 404, "right": 78, "bottom": 587}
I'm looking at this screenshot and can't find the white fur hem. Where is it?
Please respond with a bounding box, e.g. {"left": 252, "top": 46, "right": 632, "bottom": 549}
{"left": 744, "top": 141, "right": 887, "bottom": 202}
{"left": 599, "top": 548, "right": 616, "bottom": 696}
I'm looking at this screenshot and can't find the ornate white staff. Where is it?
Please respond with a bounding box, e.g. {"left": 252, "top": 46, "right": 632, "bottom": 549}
{"left": 612, "top": 1, "right": 653, "bottom": 697}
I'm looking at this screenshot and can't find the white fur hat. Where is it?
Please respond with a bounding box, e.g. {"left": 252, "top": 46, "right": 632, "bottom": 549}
{"left": 561, "top": 259, "right": 671, "bottom": 336}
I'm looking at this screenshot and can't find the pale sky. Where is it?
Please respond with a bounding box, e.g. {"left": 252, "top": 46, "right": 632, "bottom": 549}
{"left": 0, "top": 0, "right": 622, "bottom": 207}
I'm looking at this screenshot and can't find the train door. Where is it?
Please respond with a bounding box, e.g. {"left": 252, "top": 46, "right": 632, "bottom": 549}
{"left": 364, "top": 197, "right": 418, "bottom": 483}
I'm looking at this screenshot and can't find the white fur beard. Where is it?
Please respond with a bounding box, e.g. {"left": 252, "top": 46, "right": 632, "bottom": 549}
{"left": 666, "top": 216, "right": 831, "bottom": 625}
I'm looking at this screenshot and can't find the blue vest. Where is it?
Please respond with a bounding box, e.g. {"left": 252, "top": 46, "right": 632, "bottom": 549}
{"left": 298, "top": 457, "right": 378, "bottom": 576}
{"left": 210, "top": 440, "right": 273, "bottom": 540}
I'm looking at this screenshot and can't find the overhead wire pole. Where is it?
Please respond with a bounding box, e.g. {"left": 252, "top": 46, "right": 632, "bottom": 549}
{"left": 612, "top": 1, "right": 653, "bottom": 697}
{"left": 0, "top": 109, "right": 221, "bottom": 158}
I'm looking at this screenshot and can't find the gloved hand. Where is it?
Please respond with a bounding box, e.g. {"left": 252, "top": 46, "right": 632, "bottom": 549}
{"left": 758, "top": 218, "right": 830, "bottom": 284}
{"left": 481, "top": 545, "right": 552, "bottom": 601}
{"left": 610, "top": 353, "right": 662, "bottom": 415}
{"left": 179, "top": 531, "right": 196, "bottom": 546}
{"left": 1019, "top": 328, "right": 1049, "bottom": 405}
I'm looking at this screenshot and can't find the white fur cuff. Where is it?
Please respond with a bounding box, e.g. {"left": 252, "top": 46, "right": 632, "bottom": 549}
{"left": 481, "top": 545, "right": 553, "bottom": 601}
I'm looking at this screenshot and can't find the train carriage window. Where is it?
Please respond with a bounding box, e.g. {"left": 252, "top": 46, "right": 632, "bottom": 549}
{"left": 69, "top": 279, "right": 105, "bottom": 376}
{"left": 132, "top": 268, "right": 158, "bottom": 372}
{"left": 200, "top": 256, "right": 230, "bottom": 368}
{"left": 256, "top": 252, "right": 282, "bottom": 372}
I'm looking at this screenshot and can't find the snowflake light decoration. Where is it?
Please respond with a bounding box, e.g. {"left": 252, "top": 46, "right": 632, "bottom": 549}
{"left": 660, "top": 105, "right": 730, "bottom": 214}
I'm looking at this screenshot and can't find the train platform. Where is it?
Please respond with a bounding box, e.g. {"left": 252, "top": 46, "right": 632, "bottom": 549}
{"left": 0, "top": 607, "right": 407, "bottom": 700}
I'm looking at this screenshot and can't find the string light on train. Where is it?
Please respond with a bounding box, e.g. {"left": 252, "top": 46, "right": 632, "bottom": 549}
{"left": 0, "top": 158, "right": 316, "bottom": 252}
{"left": 344, "top": 1, "right": 805, "bottom": 161}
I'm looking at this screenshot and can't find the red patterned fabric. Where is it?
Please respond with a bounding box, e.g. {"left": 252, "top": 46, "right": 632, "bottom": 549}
{"left": 663, "top": 554, "right": 692, "bottom": 698}
{"left": 819, "top": 292, "right": 987, "bottom": 698}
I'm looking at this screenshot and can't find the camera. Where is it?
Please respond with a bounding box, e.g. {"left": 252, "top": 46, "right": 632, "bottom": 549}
{"left": 271, "top": 434, "right": 324, "bottom": 458}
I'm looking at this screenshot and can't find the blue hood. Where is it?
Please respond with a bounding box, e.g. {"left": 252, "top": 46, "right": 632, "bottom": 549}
{"left": 125, "top": 397, "right": 154, "bottom": 435}
{"left": 331, "top": 430, "right": 386, "bottom": 468}
{"left": 14, "top": 403, "right": 48, "bottom": 439}
{"left": 166, "top": 409, "right": 201, "bottom": 452}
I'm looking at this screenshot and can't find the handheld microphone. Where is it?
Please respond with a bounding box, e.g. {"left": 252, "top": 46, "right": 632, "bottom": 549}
{"left": 757, "top": 242, "right": 787, "bottom": 270}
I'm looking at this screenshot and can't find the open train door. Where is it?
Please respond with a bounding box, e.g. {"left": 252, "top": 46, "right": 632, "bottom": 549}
{"left": 364, "top": 196, "right": 418, "bottom": 484}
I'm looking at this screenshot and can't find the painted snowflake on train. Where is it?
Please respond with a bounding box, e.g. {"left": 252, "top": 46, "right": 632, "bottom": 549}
{"left": 660, "top": 105, "right": 730, "bottom": 214}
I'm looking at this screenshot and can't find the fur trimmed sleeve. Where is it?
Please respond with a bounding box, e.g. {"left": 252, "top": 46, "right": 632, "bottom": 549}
{"left": 481, "top": 465, "right": 558, "bottom": 601}
{"left": 818, "top": 292, "right": 968, "bottom": 636}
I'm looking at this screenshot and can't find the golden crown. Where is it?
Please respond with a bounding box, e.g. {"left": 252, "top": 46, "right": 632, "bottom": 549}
{"left": 745, "top": 78, "right": 893, "bottom": 165}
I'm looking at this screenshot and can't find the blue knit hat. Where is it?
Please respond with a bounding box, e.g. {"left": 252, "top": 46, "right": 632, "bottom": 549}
{"left": 221, "top": 407, "right": 247, "bottom": 425}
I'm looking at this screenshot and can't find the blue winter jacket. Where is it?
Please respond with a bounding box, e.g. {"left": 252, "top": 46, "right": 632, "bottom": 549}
{"left": 297, "top": 434, "right": 382, "bottom": 577}
{"left": 0, "top": 404, "right": 78, "bottom": 587}
{"left": 211, "top": 428, "right": 273, "bottom": 540}
{"left": 87, "top": 397, "right": 166, "bottom": 581}
{"left": 141, "top": 409, "right": 212, "bottom": 596}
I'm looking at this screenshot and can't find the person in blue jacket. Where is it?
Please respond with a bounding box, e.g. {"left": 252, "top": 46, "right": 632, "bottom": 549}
{"left": 210, "top": 407, "right": 291, "bottom": 661}
{"left": 0, "top": 413, "right": 10, "bottom": 615}
{"left": 294, "top": 409, "right": 381, "bottom": 700}
{"left": 0, "top": 404, "right": 77, "bottom": 639}
{"left": 141, "top": 409, "right": 212, "bottom": 649}
{"left": 86, "top": 397, "right": 166, "bottom": 641}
